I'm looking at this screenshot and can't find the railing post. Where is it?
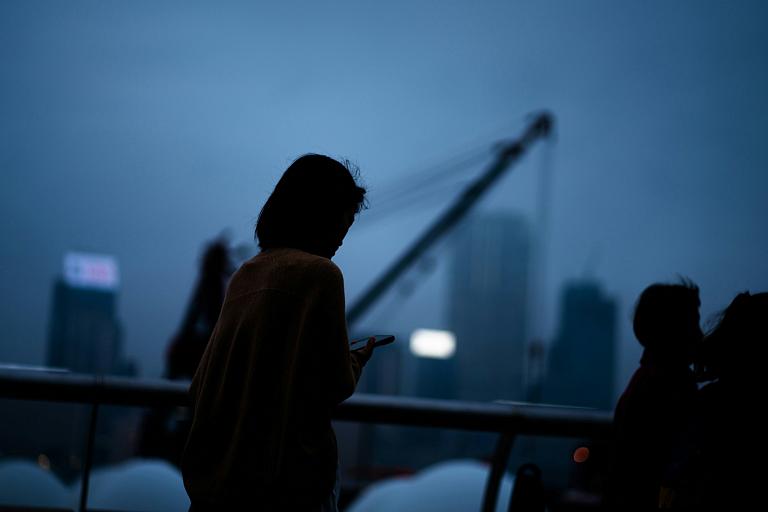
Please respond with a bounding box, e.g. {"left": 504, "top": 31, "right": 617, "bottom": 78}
{"left": 481, "top": 431, "right": 516, "bottom": 512}
{"left": 79, "top": 402, "right": 99, "bottom": 512}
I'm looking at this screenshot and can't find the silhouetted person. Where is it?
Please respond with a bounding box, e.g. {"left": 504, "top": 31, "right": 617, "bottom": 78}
{"left": 688, "top": 292, "right": 768, "bottom": 508}
{"left": 138, "top": 238, "right": 233, "bottom": 464}
{"left": 182, "top": 154, "right": 375, "bottom": 511}
{"left": 166, "top": 238, "right": 233, "bottom": 380}
{"left": 605, "top": 281, "right": 702, "bottom": 509}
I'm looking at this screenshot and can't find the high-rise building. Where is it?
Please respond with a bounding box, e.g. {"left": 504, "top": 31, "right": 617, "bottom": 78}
{"left": 543, "top": 280, "right": 616, "bottom": 409}
{"left": 0, "top": 253, "right": 138, "bottom": 484}
{"left": 524, "top": 280, "right": 617, "bottom": 489}
{"left": 47, "top": 252, "right": 135, "bottom": 376}
{"left": 448, "top": 212, "right": 531, "bottom": 402}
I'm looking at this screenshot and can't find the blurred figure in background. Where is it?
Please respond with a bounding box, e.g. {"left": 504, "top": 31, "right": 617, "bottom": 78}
{"left": 605, "top": 280, "right": 702, "bottom": 509}
{"left": 137, "top": 237, "right": 234, "bottom": 464}
{"left": 166, "top": 238, "right": 234, "bottom": 380}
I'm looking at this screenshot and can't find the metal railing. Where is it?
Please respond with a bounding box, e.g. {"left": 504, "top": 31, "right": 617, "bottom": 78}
{"left": 0, "top": 369, "right": 612, "bottom": 512}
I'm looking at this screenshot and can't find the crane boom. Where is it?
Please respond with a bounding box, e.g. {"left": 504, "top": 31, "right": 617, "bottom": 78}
{"left": 346, "top": 112, "right": 554, "bottom": 327}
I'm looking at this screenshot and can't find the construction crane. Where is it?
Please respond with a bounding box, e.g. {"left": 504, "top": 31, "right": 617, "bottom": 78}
{"left": 346, "top": 111, "right": 554, "bottom": 327}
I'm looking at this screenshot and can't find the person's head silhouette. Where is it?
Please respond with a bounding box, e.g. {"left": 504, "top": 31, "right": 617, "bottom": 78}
{"left": 633, "top": 280, "right": 702, "bottom": 366}
{"left": 255, "top": 154, "right": 367, "bottom": 258}
{"left": 700, "top": 291, "right": 768, "bottom": 383}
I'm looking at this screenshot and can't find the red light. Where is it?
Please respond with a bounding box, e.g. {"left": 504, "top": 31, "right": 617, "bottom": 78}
{"left": 573, "top": 446, "right": 590, "bottom": 463}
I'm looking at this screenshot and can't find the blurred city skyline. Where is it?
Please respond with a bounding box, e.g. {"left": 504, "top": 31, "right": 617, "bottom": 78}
{"left": 2, "top": 0, "right": 767, "bottom": 399}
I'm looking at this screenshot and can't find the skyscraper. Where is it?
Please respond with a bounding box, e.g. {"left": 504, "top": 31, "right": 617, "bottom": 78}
{"left": 526, "top": 280, "right": 617, "bottom": 488}
{"left": 448, "top": 212, "right": 531, "bottom": 402}
{"left": 544, "top": 280, "right": 616, "bottom": 409}
{"left": 47, "top": 252, "right": 135, "bottom": 375}
{"left": 0, "top": 253, "right": 137, "bottom": 483}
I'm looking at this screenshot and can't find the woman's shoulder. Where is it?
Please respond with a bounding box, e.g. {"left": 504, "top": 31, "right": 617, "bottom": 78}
{"left": 239, "top": 248, "right": 343, "bottom": 284}
{"left": 294, "top": 251, "right": 343, "bottom": 284}
{"left": 267, "top": 247, "right": 339, "bottom": 270}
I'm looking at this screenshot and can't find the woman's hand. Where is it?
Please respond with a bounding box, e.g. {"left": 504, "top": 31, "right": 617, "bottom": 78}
{"left": 352, "top": 337, "right": 375, "bottom": 365}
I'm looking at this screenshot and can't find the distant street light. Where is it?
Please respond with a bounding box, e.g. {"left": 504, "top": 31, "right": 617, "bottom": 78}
{"left": 409, "top": 329, "right": 456, "bottom": 359}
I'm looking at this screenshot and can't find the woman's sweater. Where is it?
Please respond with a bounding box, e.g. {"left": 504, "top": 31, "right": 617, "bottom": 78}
{"left": 182, "top": 248, "right": 366, "bottom": 508}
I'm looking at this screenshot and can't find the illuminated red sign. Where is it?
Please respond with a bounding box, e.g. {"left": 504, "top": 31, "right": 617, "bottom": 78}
{"left": 63, "top": 252, "right": 120, "bottom": 290}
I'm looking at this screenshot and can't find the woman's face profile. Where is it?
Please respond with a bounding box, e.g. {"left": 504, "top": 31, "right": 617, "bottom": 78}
{"left": 324, "top": 208, "right": 356, "bottom": 258}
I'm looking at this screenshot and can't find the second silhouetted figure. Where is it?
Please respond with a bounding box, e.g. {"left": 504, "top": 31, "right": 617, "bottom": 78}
{"left": 605, "top": 280, "right": 702, "bottom": 509}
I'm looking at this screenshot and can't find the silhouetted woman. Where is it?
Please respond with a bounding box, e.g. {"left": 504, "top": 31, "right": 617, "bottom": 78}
{"left": 182, "top": 155, "right": 374, "bottom": 511}
{"left": 605, "top": 281, "right": 702, "bottom": 509}
{"left": 691, "top": 292, "right": 768, "bottom": 508}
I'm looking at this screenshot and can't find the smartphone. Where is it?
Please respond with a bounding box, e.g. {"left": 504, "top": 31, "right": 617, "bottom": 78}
{"left": 349, "top": 334, "right": 396, "bottom": 349}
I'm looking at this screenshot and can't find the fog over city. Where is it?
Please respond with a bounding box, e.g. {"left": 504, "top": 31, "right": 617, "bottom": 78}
{"left": 2, "top": 0, "right": 767, "bottom": 399}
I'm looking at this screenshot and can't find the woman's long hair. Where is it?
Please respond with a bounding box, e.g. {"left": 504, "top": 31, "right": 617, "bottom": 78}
{"left": 255, "top": 154, "right": 367, "bottom": 251}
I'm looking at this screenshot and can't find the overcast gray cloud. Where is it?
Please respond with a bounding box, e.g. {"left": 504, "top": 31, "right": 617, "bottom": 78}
{"left": 1, "top": 0, "right": 767, "bottom": 393}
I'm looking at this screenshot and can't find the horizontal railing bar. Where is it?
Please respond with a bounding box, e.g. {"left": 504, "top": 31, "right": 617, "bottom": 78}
{"left": 0, "top": 370, "right": 187, "bottom": 407}
{"left": 0, "top": 369, "right": 612, "bottom": 438}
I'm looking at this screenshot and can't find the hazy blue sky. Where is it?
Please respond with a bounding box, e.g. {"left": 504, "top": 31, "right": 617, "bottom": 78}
{"left": 2, "top": 1, "right": 767, "bottom": 396}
